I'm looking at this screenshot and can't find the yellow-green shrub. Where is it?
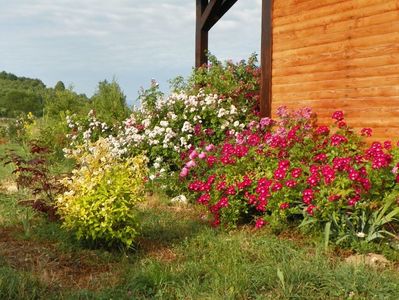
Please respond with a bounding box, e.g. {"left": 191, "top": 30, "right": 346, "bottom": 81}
{"left": 57, "top": 138, "right": 148, "bottom": 247}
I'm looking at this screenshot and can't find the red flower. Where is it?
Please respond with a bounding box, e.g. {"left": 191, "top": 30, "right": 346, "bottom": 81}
{"left": 316, "top": 126, "right": 330, "bottom": 135}
{"left": 384, "top": 141, "right": 392, "bottom": 150}
{"left": 285, "top": 180, "right": 297, "bottom": 188}
{"left": 306, "top": 205, "right": 316, "bottom": 215}
{"left": 280, "top": 202, "right": 290, "bottom": 210}
{"left": 255, "top": 218, "right": 266, "bottom": 229}
{"left": 360, "top": 128, "right": 372, "bottom": 137}
{"left": 302, "top": 189, "right": 314, "bottom": 204}
{"left": 332, "top": 111, "right": 344, "bottom": 121}
{"left": 291, "top": 168, "right": 302, "bottom": 178}
{"left": 328, "top": 194, "right": 341, "bottom": 202}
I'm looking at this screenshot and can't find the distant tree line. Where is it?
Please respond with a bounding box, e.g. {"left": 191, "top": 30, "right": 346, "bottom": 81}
{"left": 0, "top": 71, "right": 130, "bottom": 123}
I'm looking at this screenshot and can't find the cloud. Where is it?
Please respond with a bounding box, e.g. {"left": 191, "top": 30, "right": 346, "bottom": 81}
{"left": 0, "top": 0, "right": 261, "bottom": 102}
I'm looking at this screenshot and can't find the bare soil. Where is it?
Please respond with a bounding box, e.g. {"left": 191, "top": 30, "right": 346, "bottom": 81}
{"left": 0, "top": 227, "right": 121, "bottom": 291}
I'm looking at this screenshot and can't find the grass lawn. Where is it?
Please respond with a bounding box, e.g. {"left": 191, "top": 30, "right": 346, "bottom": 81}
{"left": 1, "top": 192, "right": 399, "bottom": 299}
{"left": 0, "top": 141, "right": 28, "bottom": 181}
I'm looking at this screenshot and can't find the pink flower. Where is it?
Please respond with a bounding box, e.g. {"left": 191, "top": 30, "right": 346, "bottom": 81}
{"left": 189, "top": 150, "right": 198, "bottom": 160}
{"left": 392, "top": 166, "right": 399, "bottom": 175}
{"left": 276, "top": 106, "right": 288, "bottom": 118}
{"left": 185, "top": 160, "right": 196, "bottom": 169}
{"left": 198, "top": 152, "right": 207, "bottom": 159}
{"left": 332, "top": 111, "right": 344, "bottom": 121}
{"left": 205, "top": 144, "right": 215, "bottom": 152}
{"left": 260, "top": 117, "right": 272, "bottom": 128}
{"left": 180, "top": 167, "right": 189, "bottom": 177}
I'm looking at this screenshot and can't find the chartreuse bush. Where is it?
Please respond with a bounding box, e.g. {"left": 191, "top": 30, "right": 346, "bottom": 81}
{"left": 57, "top": 138, "right": 148, "bottom": 247}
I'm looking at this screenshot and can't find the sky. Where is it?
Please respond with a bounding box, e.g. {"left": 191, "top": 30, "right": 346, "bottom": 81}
{"left": 0, "top": 0, "right": 261, "bottom": 104}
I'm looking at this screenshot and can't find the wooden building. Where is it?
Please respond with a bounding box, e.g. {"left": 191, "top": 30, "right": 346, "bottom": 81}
{"left": 196, "top": 0, "right": 399, "bottom": 141}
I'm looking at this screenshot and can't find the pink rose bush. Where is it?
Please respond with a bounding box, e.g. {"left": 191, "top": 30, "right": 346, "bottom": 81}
{"left": 180, "top": 107, "right": 399, "bottom": 244}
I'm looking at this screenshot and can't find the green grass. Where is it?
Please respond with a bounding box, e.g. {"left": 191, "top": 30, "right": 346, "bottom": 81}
{"left": 0, "top": 141, "right": 27, "bottom": 181}
{"left": 1, "top": 193, "right": 399, "bottom": 299}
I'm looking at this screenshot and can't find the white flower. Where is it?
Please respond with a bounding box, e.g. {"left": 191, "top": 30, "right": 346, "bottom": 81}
{"left": 182, "top": 121, "right": 193, "bottom": 133}
{"left": 217, "top": 108, "right": 227, "bottom": 118}
{"left": 170, "top": 194, "right": 188, "bottom": 204}
{"left": 160, "top": 120, "right": 169, "bottom": 127}
{"left": 142, "top": 119, "right": 151, "bottom": 128}
{"left": 356, "top": 232, "right": 366, "bottom": 238}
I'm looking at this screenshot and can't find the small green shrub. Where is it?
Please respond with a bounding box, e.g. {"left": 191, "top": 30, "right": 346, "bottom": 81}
{"left": 57, "top": 138, "right": 148, "bottom": 247}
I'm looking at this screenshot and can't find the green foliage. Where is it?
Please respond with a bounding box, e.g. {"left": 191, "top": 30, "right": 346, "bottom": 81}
{"left": 0, "top": 71, "right": 47, "bottom": 118}
{"left": 91, "top": 79, "right": 130, "bottom": 123}
{"left": 43, "top": 88, "right": 89, "bottom": 119}
{"left": 57, "top": 138, "right": 148, "bottom": 247}
{"left": 54, "top": 80, "right": 65, "bottom": 91}
{"left": 185, "top": 53, "right": 260, "bottom": 109}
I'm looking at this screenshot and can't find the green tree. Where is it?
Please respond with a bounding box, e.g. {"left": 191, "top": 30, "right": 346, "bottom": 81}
{"left": 0, "top": 90, "right": 43, "bottom": 117}
{"left": 91, "top": 79, "right": 130, "bottom": 123}
{"left": 43, "top": 88, "right": 89, "bottom": 118}
{"left": 54, "top": 81, "right": 65, "bottom": 91}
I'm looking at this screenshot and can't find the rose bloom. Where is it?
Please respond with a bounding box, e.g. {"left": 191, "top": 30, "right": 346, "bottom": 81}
{"left": 332, "top": 111, "right": 344, "bottom": 121}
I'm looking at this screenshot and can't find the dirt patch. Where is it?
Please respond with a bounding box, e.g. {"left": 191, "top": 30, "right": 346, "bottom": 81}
{"left": 0, "top": 227, "right": 121, "bottom": 291}
{"left": 345, "top": 253, "right": 391, "bottom": 269}
{"left": 0, "top": 179, "right": 18, "bottom": 194}
{"left": 137, "top": 237, "right": 178, "bottom": 262}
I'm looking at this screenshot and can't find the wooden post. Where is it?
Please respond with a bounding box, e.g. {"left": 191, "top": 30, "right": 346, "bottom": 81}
{"left": 196, "top": 0, "right": 209, "bottom": 68}
{"left": 260, "top": 0, "right": 273, "bottom": 117}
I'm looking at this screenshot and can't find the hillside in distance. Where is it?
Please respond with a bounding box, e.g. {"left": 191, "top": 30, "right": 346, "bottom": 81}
{"left": 0, "top": 71, "right": 66, "bottom": 118}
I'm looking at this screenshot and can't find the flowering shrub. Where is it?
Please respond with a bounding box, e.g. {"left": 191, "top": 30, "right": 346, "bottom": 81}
{"left": 184, "top": 54, "right": 260, "bottom": 113}
{"left": 63, "top": 109, "right": 114, "bottom": 152}
{"left": 61, "top": 57, "right": 261, "bottom": 197}
{"left": 181, "top": 107, "right": 399, "bottom": 243}
{"left": 57, "top": 138, "right": 148, "bottom": 247}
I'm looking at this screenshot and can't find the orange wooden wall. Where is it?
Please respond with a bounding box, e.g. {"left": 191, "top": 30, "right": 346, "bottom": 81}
{"left": 271, "top": 0, "right": 399, "bottom": 141}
